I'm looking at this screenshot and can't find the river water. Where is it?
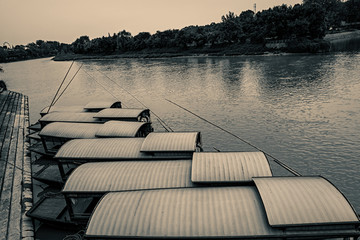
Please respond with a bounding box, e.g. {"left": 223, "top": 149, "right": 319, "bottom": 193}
{"left": 2, "top": 53, "right": 360, "bottom": 217}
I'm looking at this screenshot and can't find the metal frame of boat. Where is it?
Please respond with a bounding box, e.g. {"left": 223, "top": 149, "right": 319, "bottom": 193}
{"left": 27, "top": 151, "right": 274, "bottom": 229}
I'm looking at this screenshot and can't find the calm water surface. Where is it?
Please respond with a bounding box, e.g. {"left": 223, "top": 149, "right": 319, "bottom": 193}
{"left": 3, "top": 54, "right": 360, "bottom": 214}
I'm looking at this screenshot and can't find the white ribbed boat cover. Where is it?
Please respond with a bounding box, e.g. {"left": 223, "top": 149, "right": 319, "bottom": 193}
{"left": 86, "top": 187, "right": 280, "bottom": 238}
{"left": 95, "top": 121, "right": 148, "bottom": 137}
{"left": 192, "top": 152, "right": 272, "bottom": 183}
{"left": 54, "top": 138, "right": 145, "bottom": 159}
{"left": 62, "top": 160, "right": 194, "bottom": 193}
{"left": 40, "top": 105, "right": 85, "bottom": 115}
{"left": 39, "top": 122, "right": 101, "bottom": 139}
{"left": 253, "top": 176, "right": 360, "bottom": 227}
{"left": 141, "top": 132, "right": 201, "bottom": 152}
{"left": 39, "top": 112, "right": 101, "bottom": 123}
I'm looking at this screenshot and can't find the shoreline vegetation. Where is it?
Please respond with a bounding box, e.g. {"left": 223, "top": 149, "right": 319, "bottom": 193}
{"left": 1, "top": 0, "right": 360, "bottom": 63}
{"left": 50, "top": 43, "right": 326, "bottom": 61}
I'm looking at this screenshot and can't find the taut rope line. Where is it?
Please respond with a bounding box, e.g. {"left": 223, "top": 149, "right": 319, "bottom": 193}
{"left": 165, "top": 98, "right": 301, "bottom": 176}
{"left": 47, "top": 61, "right": 74, "bottom": 113}
{"left": 53, "top": 63, "right": 83, "bottom": 105}
{"left": 81, "top": 68, "right": 124, "bottom": 106}
{"left": 97, "top": 70, "right": 174, "bottom": 132}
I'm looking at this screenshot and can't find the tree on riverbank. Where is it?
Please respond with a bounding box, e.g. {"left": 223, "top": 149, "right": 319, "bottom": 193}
{"left": 0, "top": 40, "right": 69, "bottom": 63}
{"left": 1, "top": 0, "right": 359, "bottom": 62}
{"left": 66, "top": 2, "right": 332, "bottom": 55}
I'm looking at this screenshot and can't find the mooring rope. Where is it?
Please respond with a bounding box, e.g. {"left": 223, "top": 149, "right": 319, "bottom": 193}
{"left": 81, "top": 68, "right": 124, "bottom": 106}
{"left": 52, "top": 63, "right": 83, "bottom": 105}
{"left": 165, "top": 98, "right": 301, "bottom": 176}
{"left": 156, "top": 118, "right": 170, "bottom": 132}
{"left": 97, "top": 70, "right": 174, "bottom": 132}
{"left": 47, "top": 61, "right": 74, "bottom": 113}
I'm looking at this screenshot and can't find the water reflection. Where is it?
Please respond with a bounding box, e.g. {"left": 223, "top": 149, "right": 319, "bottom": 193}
{"left": 254, "top": 55, "right": 337, "bottom": 100}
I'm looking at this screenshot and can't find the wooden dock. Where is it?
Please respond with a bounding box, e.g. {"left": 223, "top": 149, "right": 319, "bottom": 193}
{"left": 0, "top": 90, "right": 34, "bottom": 240}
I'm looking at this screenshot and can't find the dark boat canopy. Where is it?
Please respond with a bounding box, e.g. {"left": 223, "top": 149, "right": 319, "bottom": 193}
{"left": 85, "top": 178, "right": 360, "bottom": 239}
{"left": 191, "top": 152, "right": 272, "bottom": 183}
{"left": 39, "top": 121, "right": 151, "bottom": 139}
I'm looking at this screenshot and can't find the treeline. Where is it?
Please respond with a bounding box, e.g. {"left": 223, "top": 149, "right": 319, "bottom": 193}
{"left": 1, "top": 0, "right": 359, "bottom": 62}
{"left": 0, "top": 40, "right": 69, "bottom": 62}
{"left": 69, "top": 0, "right": 360, "bottom": 55}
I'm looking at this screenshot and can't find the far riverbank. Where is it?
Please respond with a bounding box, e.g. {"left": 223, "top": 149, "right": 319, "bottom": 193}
{"left": 52, "top": 43, "right": 267, "bottom": 61}
{"left": 53, "top": 31, "right": 360, "bottom": 61}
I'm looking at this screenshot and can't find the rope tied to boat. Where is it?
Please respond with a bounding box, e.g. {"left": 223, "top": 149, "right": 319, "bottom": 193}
{"left": 52, "top": 63, "right": 84, "bottom": 106}
{"left": 81, "top": 68, "right": 123, "bottom": 105}
{"left": 165, "top": 98, "right": 301, "bottom": 176}
{"left": 47, "top": 61, "right": 74, "bottom": 113}
{"left": 97, "top": 70, "right": 174, "bottom": 132}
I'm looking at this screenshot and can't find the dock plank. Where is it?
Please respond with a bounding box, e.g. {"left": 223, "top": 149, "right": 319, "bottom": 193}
{"left": 0, "top": 91, "right": 33, "bottom": 240}
{"left": 0, "top": 92, "right": 17, "bottom": 188}
{"left": 0, "top": 92, "right": 20, "bottom": 240}
{"left": 8, "top": 95, "right": 25, "bottom": 240}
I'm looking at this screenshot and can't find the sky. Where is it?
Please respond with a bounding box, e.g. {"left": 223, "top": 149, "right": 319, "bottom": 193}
{"left": 0, "top": 0, "right": 302, "bottom": 46}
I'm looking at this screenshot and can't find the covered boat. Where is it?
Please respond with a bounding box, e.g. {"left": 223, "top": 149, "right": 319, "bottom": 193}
{"left": 38, "top": 112, "right": 102, "bottom": 128}
{"left": 36, "top": 121, "right": 153, "bottom": 154}
{"left": 36, "top": 132, "right": 202, "bottom": 184}
{"left": 85, "top": 177, "right": 360, "bottom": 239}
{"left": 191, "top": 151, "right": 272, "bottom": 183}
{"left": 38, "top": 108, "right": 149, "bottom": 128}
{"left": 39, "top": 101, "right": 122, "bottom": 116}
{"left": 55, "top": 132, "right": 202, "bottom": 162}
{"left": 27, "top": 151, "right": 274, "bottom": 229}
{"left": 94, "top": 108, "right": 151, "bottom": 122}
